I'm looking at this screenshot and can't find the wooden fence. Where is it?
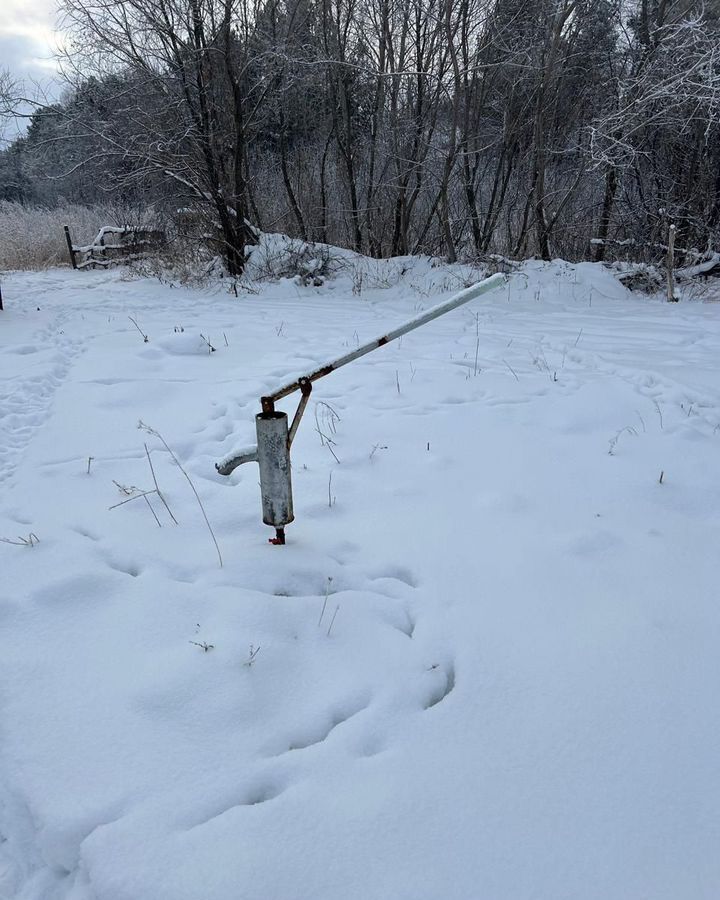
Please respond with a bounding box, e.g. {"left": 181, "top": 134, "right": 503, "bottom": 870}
{"left": 64, "top": 225, "right": 165, "bottom": 270}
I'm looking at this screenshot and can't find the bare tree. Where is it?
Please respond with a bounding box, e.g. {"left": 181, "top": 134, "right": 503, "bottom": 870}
{"left": 57, "top": 0, "right": 274, "bottom": 273}
{"left": 590, "top": 1, "right": 720, "bottom": 256}
{"left": 4, "top": 0, "right": 720, "bottom": 266}
{"left": 0, "top": 70, "right": 17, "bottom": 145}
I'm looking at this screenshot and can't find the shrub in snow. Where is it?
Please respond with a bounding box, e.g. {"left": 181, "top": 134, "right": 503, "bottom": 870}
{"left": 245, "top": 235, "right": 345, "bottom": 285}
{"left": 616, "top": 264, "right": 664, "bottom": 294}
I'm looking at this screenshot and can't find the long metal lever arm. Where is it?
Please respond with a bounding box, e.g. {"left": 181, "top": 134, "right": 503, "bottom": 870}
{"left": 216, "top": 273, "right": 507, "bottom": 476}
{"left": 261, "top": 273, "right": 507, "bottom": 410}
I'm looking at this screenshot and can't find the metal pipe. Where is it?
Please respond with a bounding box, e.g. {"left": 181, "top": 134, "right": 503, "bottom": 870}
{"left": 261, "top": 273, "right": 507, "bottom": 405}
{"left": 216, "top": 445, "right": 258, "bottom": 476}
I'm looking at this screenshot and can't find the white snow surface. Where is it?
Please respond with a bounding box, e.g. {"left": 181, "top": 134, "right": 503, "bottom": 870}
{"left": 0, "top": 256, "right": 719, "bottom": 899}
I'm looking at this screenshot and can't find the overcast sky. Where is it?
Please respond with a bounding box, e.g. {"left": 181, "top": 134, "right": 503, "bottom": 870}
{"left": 1, "top": 0, "right": 62, "bottom": 86}
{"left": 1, "top": 0, "right": 63, "bottom": 140}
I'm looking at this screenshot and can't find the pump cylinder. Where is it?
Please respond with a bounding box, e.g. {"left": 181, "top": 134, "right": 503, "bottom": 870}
{"left": 255, "top": 411, "right": 294, "bottom": 528}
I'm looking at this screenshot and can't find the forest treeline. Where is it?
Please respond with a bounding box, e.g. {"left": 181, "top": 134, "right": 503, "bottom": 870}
{"left": 1, "top": 0, "right": 720, "bottom": 273}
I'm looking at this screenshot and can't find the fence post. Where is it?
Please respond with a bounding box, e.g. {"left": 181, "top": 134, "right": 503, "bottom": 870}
{"left": 0, "top": 281, "right": 3, "bottom": 311}
{"left": 667, "top": 224, "right": 677, "bottom": 302}
{"left": 64, "top": 225, "right": 78, "bottom": 270}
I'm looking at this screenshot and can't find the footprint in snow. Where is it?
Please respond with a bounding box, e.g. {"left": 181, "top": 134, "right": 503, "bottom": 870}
{"left": 273, "top": 697, "right": 369, "bottom": 755}
{"left": 424, "top": 662, "right": 456, "bottom": 710}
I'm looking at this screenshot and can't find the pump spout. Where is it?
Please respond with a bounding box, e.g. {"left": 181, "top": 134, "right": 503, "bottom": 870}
{"left": 215, "top": 445, "right": 258, "bottom": 476}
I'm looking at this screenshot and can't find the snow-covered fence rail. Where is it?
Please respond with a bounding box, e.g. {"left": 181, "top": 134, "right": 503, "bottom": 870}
{"left": 591, "top": 236, "right": 720, "bottom": 270}
{"left": 64, "top": 225, "right": 165, "bottom": 270}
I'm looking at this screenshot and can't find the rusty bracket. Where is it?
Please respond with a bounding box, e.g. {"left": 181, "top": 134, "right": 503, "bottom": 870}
{"left": 288, "top": 378, "right": 312, "bottom": 447}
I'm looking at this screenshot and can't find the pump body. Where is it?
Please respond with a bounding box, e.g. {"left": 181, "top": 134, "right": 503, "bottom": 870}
{"left": 256, "top": 411, "right": 294, "bottom": 530}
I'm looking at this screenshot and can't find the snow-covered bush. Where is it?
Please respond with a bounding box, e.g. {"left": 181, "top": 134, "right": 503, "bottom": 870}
{"left": 616, "top": 264, "right": 664, "bottom": 294}
{"left": 245, "top": 235, "right": 346, "bottom": 285}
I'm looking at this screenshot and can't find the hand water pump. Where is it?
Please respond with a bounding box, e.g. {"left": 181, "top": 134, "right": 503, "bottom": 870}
{"left": 216, "top": 273, "right": 507, "bottom": 543}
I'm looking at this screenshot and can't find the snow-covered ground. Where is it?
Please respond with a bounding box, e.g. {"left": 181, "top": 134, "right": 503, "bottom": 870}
{"left": 0, "top": 255, "right": 719, "bottom": 899}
